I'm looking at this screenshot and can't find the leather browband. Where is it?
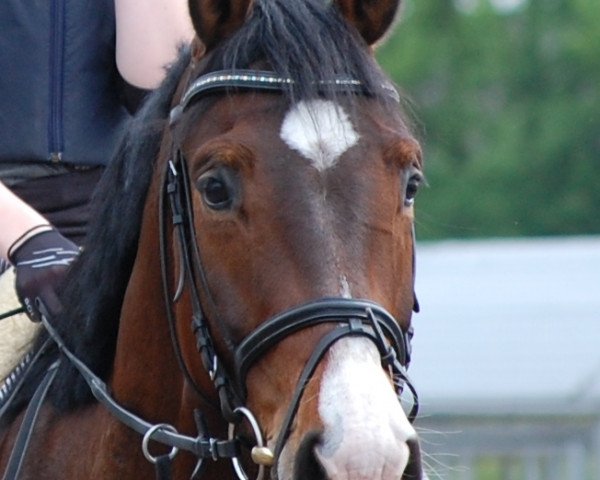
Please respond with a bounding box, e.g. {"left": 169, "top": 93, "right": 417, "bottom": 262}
{"left": 169, "top": 69, "right": 400, "bottom": 125}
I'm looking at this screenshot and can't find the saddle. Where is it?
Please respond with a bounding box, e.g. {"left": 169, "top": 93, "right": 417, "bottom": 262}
{"left": 0, "top": 268, "right": 40, "bottom": 394}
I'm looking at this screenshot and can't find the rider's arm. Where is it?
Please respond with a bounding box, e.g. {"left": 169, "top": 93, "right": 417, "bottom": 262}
{"left": 1, "top": 181, "right": 78, "bottom": 320}
{"left": 114, "top": 0, "right": 195, "bottom": 89}
{"left": 0, "top": 181, "right": 50, "bottom": 260}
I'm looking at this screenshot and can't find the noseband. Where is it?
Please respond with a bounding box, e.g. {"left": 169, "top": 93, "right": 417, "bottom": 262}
{"left": 162, "top": 70, "right": 420, "bottom": 476}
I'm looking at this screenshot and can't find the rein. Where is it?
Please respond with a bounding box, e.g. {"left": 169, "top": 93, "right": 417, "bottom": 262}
{"left": 0, "top": 307, "right": 26, "bottom": 322}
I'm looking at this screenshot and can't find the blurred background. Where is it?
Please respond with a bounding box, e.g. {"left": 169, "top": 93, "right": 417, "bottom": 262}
{"left": 375, "top": 0, "right": 600, "bottom": 478}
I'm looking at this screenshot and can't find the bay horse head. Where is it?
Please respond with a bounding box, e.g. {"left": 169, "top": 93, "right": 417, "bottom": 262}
{"left": 149, "top": 0, "right": 425, "bottom": 478}
{"left": 1, "top": 1, "right": 425, "bottom": 479}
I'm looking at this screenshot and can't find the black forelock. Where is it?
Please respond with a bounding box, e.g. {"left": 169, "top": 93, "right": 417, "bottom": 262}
{"left": 202, "top": 0, "right": 394, "bottom": 103}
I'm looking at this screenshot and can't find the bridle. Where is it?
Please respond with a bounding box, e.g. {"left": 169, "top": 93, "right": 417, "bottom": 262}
{"left": 1, "top": 69, "right": 420, "bottom": 480}
{"left": 161, "top": 69, "right": 420, "bottom": 477}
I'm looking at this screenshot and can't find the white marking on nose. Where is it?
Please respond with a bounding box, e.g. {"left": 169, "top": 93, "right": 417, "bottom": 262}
{"left": 280, "top": 100, "right": 359, "bottom": 172}
{"left": 339, "top": 275, "right": 352, "bottom": 299}
{"left": 317, "top": 338, "right": 416, "bottom": 479}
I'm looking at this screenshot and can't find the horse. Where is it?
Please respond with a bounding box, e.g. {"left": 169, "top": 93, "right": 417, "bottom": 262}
{"left": 0, "top": 0, "right": 426, "bottom": 478}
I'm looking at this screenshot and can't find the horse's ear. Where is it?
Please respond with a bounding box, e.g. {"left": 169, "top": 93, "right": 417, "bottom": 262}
{"left": 188, "top": 0, "right": 254, "bottom": 50}
{"left": 333, "top": 0, "right": 402, "bottom": 46}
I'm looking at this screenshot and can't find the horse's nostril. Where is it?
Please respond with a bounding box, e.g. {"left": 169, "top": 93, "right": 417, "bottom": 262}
{"left": 404, "top": 438, "right": 425, "bottom": 480}
{"left": 293, "top": 431, "right": 328, "bottom": 480}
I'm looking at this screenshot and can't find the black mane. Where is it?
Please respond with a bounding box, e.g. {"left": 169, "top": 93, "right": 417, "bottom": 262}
{"left": 2, "top": 0, "right": 406, "bottom": 420}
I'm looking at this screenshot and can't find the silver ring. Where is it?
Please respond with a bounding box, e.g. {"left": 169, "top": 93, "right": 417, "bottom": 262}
{"left": 228, "top": 407, "right": 266, "bottom": 480}
{"left": 142, "top": 423, "right": 179, "bottom": 464}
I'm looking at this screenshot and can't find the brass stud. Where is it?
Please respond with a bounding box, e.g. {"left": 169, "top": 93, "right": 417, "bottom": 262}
{"left": 251, "top": 446, "right": 275, "bottom": 466}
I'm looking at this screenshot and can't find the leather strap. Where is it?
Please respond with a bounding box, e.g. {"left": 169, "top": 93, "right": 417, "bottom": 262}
{"left": 155, "top": 455, "right": 173, "bottom": 480}
{"left": 272, "top": 322, "right": 369, "bottom": 461}
{"left": 159, "top": 152, "right": 216, "bottom": 408}
{"left": 38, "top": 311, "right": 240, "bottom": 462}
{"left": 234, "top": 298, "right": 409, "bottom": 396}
{"left": 165, "top": 154, "right": 243, "bottom": 424}
{"left": 2, "top": 361, "right": 59, "bottom": 480}
{"left": 169, "top": 70, "right": 373, "bottom": 125}
{"left": 0, "top": 339, "right": 52, "bottom": 421}
{"left": 0, "top": 307, "right": 26, "bottom": 322}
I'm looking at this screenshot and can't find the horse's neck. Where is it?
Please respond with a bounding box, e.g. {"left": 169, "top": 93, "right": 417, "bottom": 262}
{"left": 110, "top": 176, "right": 190, "bottom": 424}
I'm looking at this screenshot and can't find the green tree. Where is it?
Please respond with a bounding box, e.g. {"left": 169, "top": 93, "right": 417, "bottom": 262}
{"left": 378, "top": 0, "right": 600, "bottom": 239}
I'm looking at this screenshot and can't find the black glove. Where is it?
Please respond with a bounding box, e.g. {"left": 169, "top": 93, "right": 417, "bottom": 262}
{"left": 8, "top": 228, "right": 79, "bottom": 322}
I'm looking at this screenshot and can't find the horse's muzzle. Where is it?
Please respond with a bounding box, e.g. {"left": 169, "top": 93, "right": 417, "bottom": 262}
{"left": 289, "top": 431, "right": 426, "bottom": 480}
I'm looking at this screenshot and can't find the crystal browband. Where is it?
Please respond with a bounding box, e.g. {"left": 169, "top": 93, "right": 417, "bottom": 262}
{"left": 170, "top": 69, "right": 399, "bottom": 124}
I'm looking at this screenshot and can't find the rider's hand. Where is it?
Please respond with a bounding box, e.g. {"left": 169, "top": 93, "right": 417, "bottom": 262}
{"left": 8, "top": 227, "right": 79, "bottom": 322}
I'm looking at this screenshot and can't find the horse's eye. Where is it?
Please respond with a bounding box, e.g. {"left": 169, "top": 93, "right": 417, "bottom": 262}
{"left": 404, "top": 171, "right": 423, "bottom": 208}
{"left": 197, "top": 168, "right": 237, "bottom": 210}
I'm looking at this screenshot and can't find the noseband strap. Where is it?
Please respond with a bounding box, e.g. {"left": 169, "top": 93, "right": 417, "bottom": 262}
{"left": 233, "top": 298, "right": 419, "bottom": 463}
{"left": 235, "top": 298, "right": 412, "bottom": 395}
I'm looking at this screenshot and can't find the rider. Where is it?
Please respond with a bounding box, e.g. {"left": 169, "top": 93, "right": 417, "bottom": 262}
{"left": 0, "top": 0, "right": 194, "bottom": 322}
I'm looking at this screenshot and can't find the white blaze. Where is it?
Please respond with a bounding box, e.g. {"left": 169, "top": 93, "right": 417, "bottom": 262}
{"left": 339, "top": 275, "right": 352, "bottom": 299}
{"left": 280, "top": 99, "right": 359, "bottom": 171}
{"left": 317, "top": 338, "right": 416, "bottom": 479}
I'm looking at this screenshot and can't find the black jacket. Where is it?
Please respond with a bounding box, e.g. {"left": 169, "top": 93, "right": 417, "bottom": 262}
{"left": 0, "top": 0, "right": 131, "bottom": 166}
